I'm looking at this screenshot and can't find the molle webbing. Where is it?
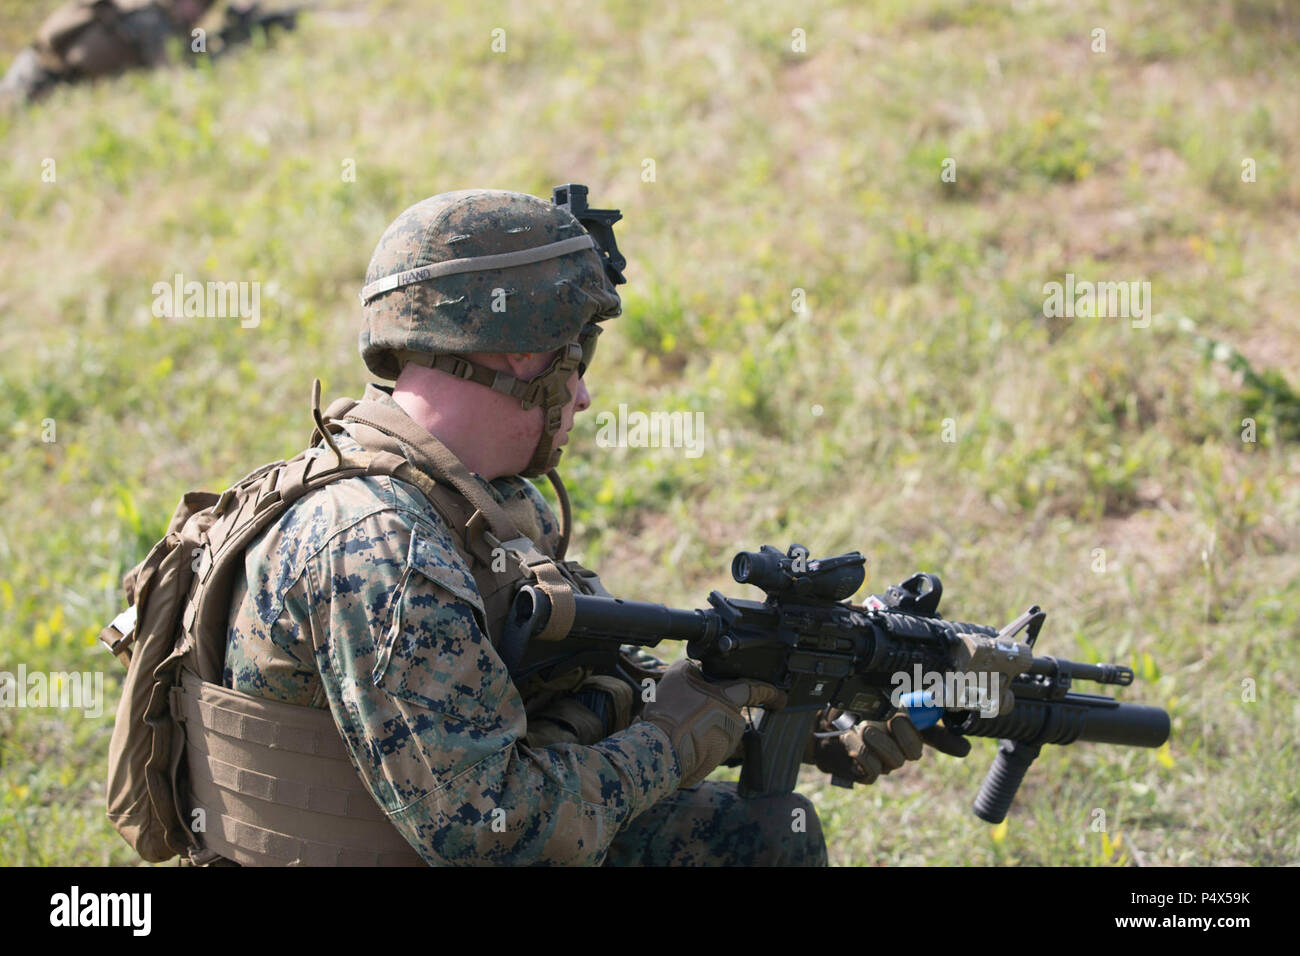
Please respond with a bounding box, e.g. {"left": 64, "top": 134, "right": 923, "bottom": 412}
{"left": 177, "top": 671, "right": 425, "bottom": 867}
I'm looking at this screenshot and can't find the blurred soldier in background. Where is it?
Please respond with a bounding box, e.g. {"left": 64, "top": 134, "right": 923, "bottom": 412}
{"left": 1, "top": 0, "right": 297, "bottom": 104}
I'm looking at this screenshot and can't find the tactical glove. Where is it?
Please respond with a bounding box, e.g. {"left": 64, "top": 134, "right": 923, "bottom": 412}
{"left": 805, "top": 709, "right": 968, "bottom": 785}
{"left": 641, "top": 660, "right": 787, "bottom": 789}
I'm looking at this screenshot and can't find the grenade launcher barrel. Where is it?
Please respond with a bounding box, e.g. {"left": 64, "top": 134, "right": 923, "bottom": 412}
{"left": 501, "top": 546, "right": 1170, "bottom": 824}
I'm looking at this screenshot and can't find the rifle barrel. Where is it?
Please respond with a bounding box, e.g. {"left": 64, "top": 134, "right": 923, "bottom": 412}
{"left": 512, "top": 588, "right": 716, "bottom": 645}
{"left": 1027, "top": 655, "right": 1134, "bottom": 685}
{"left": 568, "top": 593, "right": 717, "bottom": 643}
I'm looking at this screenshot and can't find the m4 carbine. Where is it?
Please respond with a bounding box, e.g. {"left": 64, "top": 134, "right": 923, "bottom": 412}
{"left": 502, "top": 544, "right": 1171, "bottom": 824}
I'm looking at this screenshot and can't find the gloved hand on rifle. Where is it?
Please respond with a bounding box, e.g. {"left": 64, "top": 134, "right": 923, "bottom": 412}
{"left": 641, "top": 659, "right": 787, "bottom": 789}
{"left": 804, "top": 708, "right": 973, "bottom": 785}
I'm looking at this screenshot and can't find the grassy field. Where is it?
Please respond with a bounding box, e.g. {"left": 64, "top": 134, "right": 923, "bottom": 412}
{"left": 1, "top": 0, "right": 1297, "bottom": 866}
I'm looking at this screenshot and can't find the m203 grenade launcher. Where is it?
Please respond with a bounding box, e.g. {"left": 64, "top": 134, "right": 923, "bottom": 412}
{"left": 502, "top": 544, "right": 1171, "bottom": 824}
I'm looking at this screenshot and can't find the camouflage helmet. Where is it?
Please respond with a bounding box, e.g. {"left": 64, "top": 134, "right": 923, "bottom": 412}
{"left": 359, "top": 187, "right": 623, "bottom": 477}
{"left": 359, "top": 189, "right": 621, "bottom": 381}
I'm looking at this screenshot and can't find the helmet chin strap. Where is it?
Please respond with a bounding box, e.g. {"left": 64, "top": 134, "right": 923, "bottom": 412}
{"left": 518, "top": 345, "right": 583, "bottom": 478}
{"left": 396, "top": 340, "right": 585, "bottom": 479}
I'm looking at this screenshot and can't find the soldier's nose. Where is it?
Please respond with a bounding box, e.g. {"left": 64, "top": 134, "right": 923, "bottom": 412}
{"left": 574, "top": 377, "right": 591, "bottom": 413}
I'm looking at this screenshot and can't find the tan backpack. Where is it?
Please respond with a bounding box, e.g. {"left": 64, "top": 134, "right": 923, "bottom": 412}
{"left": 99, "top": 383, "right": 583, "bottom": 863}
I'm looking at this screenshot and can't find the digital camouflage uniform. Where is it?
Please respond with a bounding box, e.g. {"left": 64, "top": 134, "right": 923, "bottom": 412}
{"left": 223, "top": 385, "right": 826, "bottom": 866}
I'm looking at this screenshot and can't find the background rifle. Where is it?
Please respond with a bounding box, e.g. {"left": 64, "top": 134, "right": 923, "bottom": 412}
{"left": 502, "top": 543, "right": 1171, "bottom": 823}
{"left": 214, "top": 3, "right": 304, "bottom": 55}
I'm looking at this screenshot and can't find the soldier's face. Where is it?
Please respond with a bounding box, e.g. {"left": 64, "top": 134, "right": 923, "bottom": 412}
{"left": 557, "top": 370, "right": 592, "bottom": 449}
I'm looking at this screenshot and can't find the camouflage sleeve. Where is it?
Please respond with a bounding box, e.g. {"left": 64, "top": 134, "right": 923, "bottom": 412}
{"left": 303, "top": 508, "right": 681, "bottom": 866}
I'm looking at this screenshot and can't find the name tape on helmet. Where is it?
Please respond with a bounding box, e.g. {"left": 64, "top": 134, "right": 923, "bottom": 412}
{"left": 359, "top": 235, "right": 597, "bottom": 304}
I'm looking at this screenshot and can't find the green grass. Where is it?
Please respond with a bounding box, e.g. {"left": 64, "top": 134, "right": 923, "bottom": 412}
{"left": 1, "top": 0, "right": 1297, "bottom": 866}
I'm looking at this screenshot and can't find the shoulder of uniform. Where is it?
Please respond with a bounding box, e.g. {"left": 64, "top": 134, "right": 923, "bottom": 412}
{"left": 286, "top": 470, "right": 404, "bottom": 538}
{"left": 247, "top": 436, "right": 447, "bottom": 573}
{"left": 244, "top": 474, "right": 483, "bottom": 621}
{"left": 277, "top": 430, "right": 434, "bottom": 532}
{"left": 302, "top": 446, "right": 481, "bottom": 611}
{"left": 404, "top": 518, "right": 483, "bottom": 613}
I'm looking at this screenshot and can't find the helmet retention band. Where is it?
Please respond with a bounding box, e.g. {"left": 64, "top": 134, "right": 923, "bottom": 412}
{"left": 359, "top": 235, "right": 597, "bottom": 304}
